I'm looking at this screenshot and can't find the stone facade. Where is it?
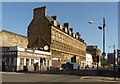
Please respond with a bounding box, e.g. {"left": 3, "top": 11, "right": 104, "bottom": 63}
{"left": 27, "top": 6, "right": 51, "bottom": 50}
{"left": 86, "top": 45, "right": 101, "bottom": 65}
{"left": 28, "top": 6, "right": 86, "bottom": 69}
{"left": 86, "top": 52, "right": 93, "bottom": 68}
{"left": 0, "top": 30, "right": 28, "bottom": 48}
{"left": 107, "top": 53, "right": 114, "bottom": 66}
{"left": 1, "top": 30, "right": 52, "bottom": 71}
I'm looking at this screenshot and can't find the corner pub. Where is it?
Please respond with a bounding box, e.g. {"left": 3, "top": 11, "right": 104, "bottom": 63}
{"left": 1, "top": 30, "right": 51, "bottom": 72}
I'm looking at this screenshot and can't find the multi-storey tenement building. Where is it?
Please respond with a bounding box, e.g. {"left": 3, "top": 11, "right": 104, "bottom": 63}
{"left": 1, "top": 30, "right": 51, "bottom": 71}
{"left": 27, "top": 6, "right": 86, "bottom": 69}
{"left": 86, "top": 45, "right": 101, "bottom": 66}
{"left": 107, "top": 53, "right": 114, "bottom": 66}
{"left": 1, "top": 30, "right": 28, "bottom": 48}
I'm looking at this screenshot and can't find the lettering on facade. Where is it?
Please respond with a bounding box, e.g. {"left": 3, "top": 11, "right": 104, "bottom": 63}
{"left": 26, "top": 53, "right": 46, "bottom": 58}
{"left": 2, "top": 51, "right": 17, "bottom": 55}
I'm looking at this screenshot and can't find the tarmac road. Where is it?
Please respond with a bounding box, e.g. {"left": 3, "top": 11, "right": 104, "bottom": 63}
{"left": 1, "top": 72, "right": 119, "bottom": 84}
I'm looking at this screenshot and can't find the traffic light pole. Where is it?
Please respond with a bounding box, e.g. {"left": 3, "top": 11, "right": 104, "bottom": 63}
{"left": 97, "top": 55, "right": 99, "bottom": 75}
{"left": 114, "top": 50, "right": 116, "bottom": 81}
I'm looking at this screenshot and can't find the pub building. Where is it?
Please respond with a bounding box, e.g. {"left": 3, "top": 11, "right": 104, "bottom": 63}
{"left": 1, "top": 29, "right": 52, "bottom": 72}
{"left": 2, "top": 46, "right": 51, "bottom": 72}
{"left": 2, "top": 46, "right": 51, "bottom": 71}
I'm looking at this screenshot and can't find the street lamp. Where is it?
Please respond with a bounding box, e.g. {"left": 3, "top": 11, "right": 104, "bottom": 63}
{"left": 88, "top": 18, "right": 106, "bottom": 70}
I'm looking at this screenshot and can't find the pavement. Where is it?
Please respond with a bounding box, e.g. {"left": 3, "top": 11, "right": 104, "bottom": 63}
{"left": 81, "top": 76, "right": 120, "bottom": 82}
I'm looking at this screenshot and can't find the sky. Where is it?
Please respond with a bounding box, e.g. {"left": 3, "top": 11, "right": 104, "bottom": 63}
{"left": 118, "top": 2, "right": 120, "bottom": 49}
{"left": 2, "top": 2, "right": 118, "bottom": 55}
{"left": 1, "top": 0, "right": 120, "bottom": 2}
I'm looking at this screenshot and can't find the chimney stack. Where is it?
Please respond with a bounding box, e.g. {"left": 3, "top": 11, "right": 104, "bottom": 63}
{"left": 63, "top": 23, "right": 69, "bottom": 28}
{"left": 34, "top": 6, "right": 46, "bottom": 18}
{"left": 51, "top": 16, "right": 57, "bottom": 20}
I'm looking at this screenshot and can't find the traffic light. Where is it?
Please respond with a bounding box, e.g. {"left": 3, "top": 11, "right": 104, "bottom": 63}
{"left": 97, "top": 55, "right": 99, "bottom": 63}
{"left": 117, "top": 49, "right": 120, "bottom": 57}
{"left": 117, "top": 50, "right": 120, "bottom": 65}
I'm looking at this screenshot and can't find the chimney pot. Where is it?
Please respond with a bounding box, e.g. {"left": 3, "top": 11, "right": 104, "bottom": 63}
{"left": 34, "top": 6, "right": 46, "bottom": 18}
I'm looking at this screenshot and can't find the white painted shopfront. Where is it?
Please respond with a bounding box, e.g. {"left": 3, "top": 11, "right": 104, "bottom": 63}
{"left": 2, "top": 46, "right": 52, "bottom": 72}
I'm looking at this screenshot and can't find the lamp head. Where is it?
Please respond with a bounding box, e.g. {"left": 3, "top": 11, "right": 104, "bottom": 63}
{"left": 88, "top": 21, "right": 94, "bottom": 24}
{"left": 98, "top": 26, "right": 102, "bottom": 30}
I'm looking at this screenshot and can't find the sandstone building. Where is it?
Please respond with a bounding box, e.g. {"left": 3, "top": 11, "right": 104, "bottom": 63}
{"left": 86, "top": 45, "right": 101, "bottom": 66}
{"left": 1, "top": 30, "right": 28, "bottom": 48}
{"left": 27, "top": 6, "right": 86, "bottom": 69}
{"left": 1, "top": 30, "right": 51, "bottom": 71}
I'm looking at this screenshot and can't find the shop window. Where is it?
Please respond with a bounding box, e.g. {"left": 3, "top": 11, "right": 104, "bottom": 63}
{"left": 44, "top": 59, "right": 46, "bottom": 66}
{"left": 13, "top": 58, "right": 17, "bottom": 66}
{"left": 20, "top": 58, "right": 24, "bottom": 66}
{"left": 26, "top": 59, "right": 29, "bottom": 66}
{"left": 6, "top": 58, "right": 9, "bottom": 66}
{"left": 47, "top": 60, "right": 49, "bottom": 66}
{"left": 31, "top": 59, "right": 34, "bottom": 65}
{"left": 11, "top": 58, "right": 14, "bottom": 65}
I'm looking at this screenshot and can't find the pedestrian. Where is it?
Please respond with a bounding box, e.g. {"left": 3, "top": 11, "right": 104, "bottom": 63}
{"left": 34, "top": 63, "right": 36, "bottom": 71}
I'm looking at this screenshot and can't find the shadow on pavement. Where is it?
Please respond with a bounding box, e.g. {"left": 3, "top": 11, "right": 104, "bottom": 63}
{"left": 18, "top": 69, "right": 120, "bottom": 78}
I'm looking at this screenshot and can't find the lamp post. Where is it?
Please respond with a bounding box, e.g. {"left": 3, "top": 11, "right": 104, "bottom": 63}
{"left": 89, "top": 18, "right": 106, "bottom": 70}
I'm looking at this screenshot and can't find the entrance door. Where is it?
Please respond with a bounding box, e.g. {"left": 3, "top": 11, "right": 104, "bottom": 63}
{"left": 2, "top": 62, "right": 6, "bottom": 71}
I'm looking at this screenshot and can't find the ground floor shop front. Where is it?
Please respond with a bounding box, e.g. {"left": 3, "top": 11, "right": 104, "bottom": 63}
{"left": 51, "top": 50, "right": 86, "bottom": 70}
{"left": 2, "top": 46, "right": 86, "bottom": 71}
{"left": 17, "top": 56, "right": 52, "bottom": 71}
{"left": 2, "top": 46, "right": 52, "bottom": 72}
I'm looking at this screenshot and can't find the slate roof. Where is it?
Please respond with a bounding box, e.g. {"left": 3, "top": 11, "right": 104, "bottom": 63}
{"left": 46, "top": 15, "right": 61, "bottom": 26}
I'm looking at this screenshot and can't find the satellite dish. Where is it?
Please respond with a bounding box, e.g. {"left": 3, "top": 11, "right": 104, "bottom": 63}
{"left": 44, "top": 45, "right": 49, "bottom": 50}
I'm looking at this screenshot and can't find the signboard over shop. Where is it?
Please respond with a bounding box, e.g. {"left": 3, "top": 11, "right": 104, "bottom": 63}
{"left": 18, "top": 51, "right": 48, "bottom": 58}
{"left": 26, "top": 53, "right": 46, "bottom": 58}
{"left": 17, "top": 47, "right": 51, "bottom": 55}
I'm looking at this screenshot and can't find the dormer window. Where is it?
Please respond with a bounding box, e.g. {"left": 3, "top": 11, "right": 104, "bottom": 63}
{"left": 76, "top": 35, "right": 78, "bottom": 39}
{"left": 58, "top": 24, "right": 63, "bottom": 30}
{"left": 51, "top": 20, "right": 57, "bottom": 27}
{"left": 73, "top": 33, "right": 76, "bottom": 38}
{"left": 54, "top": 21, "right": 57, "bottom": 27}
{"left": 69, "top": 30, "right": 72, "bottom": 35}
{"left": 60, "top": 25, "right": 62, "bottom": 30}
{"left": 65, "top": 27, "right": 68, "bottom": 33}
